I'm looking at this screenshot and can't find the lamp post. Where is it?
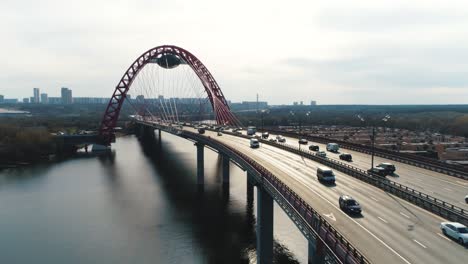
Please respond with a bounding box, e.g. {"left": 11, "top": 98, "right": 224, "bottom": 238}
{"left": 260, "top": 109, "right": 269, "bottom": 132}
{"left": 357, "top": 114, "right": 390, "bottom": 169}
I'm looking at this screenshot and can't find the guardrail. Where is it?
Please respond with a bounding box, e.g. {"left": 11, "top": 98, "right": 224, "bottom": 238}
{"left": 137, "top": 122, "right": 369, "bottom": 264}
{"left": 267, "top": 128, "right": 468, "bottom": 180}
{"left": 221, "top": 130, "right": 468, "bottom": 226}
{"left": 182, "top": 130, "right": 369, "bottom": 264}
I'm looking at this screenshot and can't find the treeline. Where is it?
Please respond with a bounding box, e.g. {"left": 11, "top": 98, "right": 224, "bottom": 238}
{"left": 236, "top": 105, "right": 468, "bottom": 137}
{"left": 0, "top": 124, "right": 55, "bottom": 164}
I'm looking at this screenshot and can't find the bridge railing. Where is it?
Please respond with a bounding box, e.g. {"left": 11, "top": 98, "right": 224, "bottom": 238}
{"left": 175, "top": 129, "right": 370, "bottom": 264}
{"left": 268, "top": 128, "right": 468, "bottom": 180}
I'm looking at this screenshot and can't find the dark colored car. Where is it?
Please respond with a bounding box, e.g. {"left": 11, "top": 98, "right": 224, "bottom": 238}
{"left": 377, "top": 163, "right": 396, "bottom": 174}
{"left": 339, "top": 195, "right": 362, "bottom": 214}
{"left": 309, "top": 145, "right": 319, "bottom": 151}
{"left": 339, "top": 153, "right": 353, "bottom": 161}
{"left": 367, "top": 167, "right": 387, "bottom": 177}
{"left": 262, "top": 132, "right": 269, "bottom": 139}
{"left": 197, "top": 128, "right": 206, "bottom": 134}
{"left": 298, "top": 138, "right": 308, "bottom": 145}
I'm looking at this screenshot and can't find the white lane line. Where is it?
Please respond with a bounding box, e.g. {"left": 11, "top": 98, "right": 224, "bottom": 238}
{"left": 413, "top": 240, "right": 427, "bottom": 249}
{"left": 443, "top": 187, "right": 452, "bottom": 192}
{"left": 399, "top": 212, "right": 410, "bottom": 219}
{"left": 437, "top": 233, "right": 451, "bottom": 241}
{"left": 456, "top": 180, "right": 468, "bottom": 186}
{"left": 378, "top": 217, "right": 389, "bottom": 223}
{"left": 370, "top": 196, "right": 379, "bottom": 202}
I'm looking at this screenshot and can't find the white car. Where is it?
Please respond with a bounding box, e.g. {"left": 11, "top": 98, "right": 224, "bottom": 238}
{"left": 440, "top": 222, "right": 468, "bottom": 245}
{"left": 276, "top": 135, "right": 286, "bottom": 143}
{"left": 465, "top": 195, "right": 468, "bottom": 203}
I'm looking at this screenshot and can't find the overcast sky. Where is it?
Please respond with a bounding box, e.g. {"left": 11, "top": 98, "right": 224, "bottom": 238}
{"left": 2, "top": 0, "right": 468, "bottom": 104}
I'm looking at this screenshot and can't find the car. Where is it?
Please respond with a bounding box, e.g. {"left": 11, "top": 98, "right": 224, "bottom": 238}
{"left": 250, "top": 138, "right": 260, "bottom": 148}
{"left": 217, "top": 131, "right": 222, "bottom": 136}
{"left": 339, "top": 153, "right": 353, "bottom": 161}
{"left": 367, "top": 167, "right": 387, "bottom": 177}
{"left": 377, "top": 163, "right": 396, "bottom": 174}
{"left": 339, "top": 195, "right": 362, "bottom": 214}
{"left": 317, "top": 151, "right": 327, "bottom": 157}
{"left": 309, "top": 145, "right": 319, "bottom": 151}
{"left": 262, "top": 132, "right": 269, "bottom": 139}
{"left": 235, "top": 131, "right": 242, "bottom": 135}
{"left": 197, "top": 128, "right": 206, "bottom": 134}
{"left": 269, "top": 138, "right": 277, "bottom": 143}
{"left": 298, "top": 138, "right": 308, "bottom": 145}
{"left": 326, "top": 143, "right": 339, "bottom": 152}
{"left": 276, "top": 135, "right": 286, "bottom": 143}
{"left": 317, "top": 167, "right": 335, "bottom": 183}
{"left": 440, "top": 222, "right": 468, "bottom": 245}
{"left": 465, "top": 195, "right": 468, "bottom": 204}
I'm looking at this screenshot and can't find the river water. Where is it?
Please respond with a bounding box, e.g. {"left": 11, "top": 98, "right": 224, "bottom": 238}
{"left": 0, "top": 133, "right": 307, "bottom": 263}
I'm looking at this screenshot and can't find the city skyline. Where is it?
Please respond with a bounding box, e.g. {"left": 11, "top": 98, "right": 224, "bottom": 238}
{"left": 2, "top": 1, "right": 468, "bottom": 104}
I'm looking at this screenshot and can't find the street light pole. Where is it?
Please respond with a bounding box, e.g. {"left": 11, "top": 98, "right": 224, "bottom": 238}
{"left": 371, "top": 126, "right": 375, "bottom": 168}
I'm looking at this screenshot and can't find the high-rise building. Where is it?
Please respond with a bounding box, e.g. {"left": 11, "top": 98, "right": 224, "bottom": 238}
{"left": 30, "top": 97, "right": 34, "bottom": 103}
{"left": 310, "top": 100, "right": 317, "bottom": 106}
{"left": 0, "top": 95, "right": 4, "bottom": 103}
{"left": 61, "top": 87, "right": 73, "bottom": 104}
{"left": 33, "top": 88, "right": 40, "bottom": 103}
{"left": 40, "top": 93, "right": 48, "bottom": 104}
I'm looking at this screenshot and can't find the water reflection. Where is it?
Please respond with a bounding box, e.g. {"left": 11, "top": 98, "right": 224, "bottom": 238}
{"left": 0, "top": 134, "right": 301, "bottom": 264}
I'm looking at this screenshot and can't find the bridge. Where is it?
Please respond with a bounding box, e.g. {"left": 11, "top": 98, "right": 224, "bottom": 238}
{"left": 86, "top": 45, "right": 467, "bottom": 263}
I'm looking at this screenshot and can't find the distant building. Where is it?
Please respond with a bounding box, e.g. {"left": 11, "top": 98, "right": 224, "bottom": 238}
{"left": 61, "top": 87, "right": 73, "bottom": 104}
{"left": 40, "top": 93, "right": 48, "bottom": 104}
{"left": 30, "top": 97, "right": 34, "bottom": 103}
{"left": 300, "top": 101, "right": 303, "bottom": 105}
{"left": 33, "top": 88, "right": 40, "bottom": 103}
{"left": 136, "top": 95, "right": 145, "bottom": 102}
{"left": 73, "top": 97, "right": 109, "bottom": 104}
{"left": 23, "top": 98, "right": 30, "bottom": 103}
{"left": 0, "top": 95, "right": 4, "bottom": 103}
{"left": 310, "top": 100, "right": 317, "bottom": 106}
{"left": 293, "top": 102, "right": 298, "bottom": 106}
{"left": 241, "top": 101, "right": 268, "bottom": 110}
{"left": 49, "top": 97, "right": 62, "bottom": 104}
{"left": 4, "top": 99, "right": 18, "bottom": 104}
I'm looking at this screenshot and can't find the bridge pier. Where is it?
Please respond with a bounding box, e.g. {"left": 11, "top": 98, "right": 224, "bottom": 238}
{"left": 308, "top": 236, "right": 325, "bottom": 264}
{"left": 222, "top": 154, "right": 230, "bottom": 184}
{"left": 196, "top": 143, "right": 204, "bottom": 185}
{"left": 256, "top": 186, "right": 274, "bottom": 264}
{"left": 247, "top": 172, "right": 255, "bottom": 205}
{"left": 158, "top": 129, "right": 161, "bottom": 144}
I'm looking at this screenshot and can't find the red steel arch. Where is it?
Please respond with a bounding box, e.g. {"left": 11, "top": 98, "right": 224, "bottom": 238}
{"left": 98, "top": 45, "right": 238, "bottom": 144}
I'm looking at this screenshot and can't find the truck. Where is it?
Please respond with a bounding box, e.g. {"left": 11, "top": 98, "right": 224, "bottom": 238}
{"left": 326, "top": 143, "right": 339, "bottom": 152}
{"left": 247, "top": 126, "right": 256, "bottom": 136}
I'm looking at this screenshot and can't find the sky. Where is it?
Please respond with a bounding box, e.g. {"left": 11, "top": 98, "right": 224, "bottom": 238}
{"left": 1, "top": 0, "right": 468, "bottom": 105}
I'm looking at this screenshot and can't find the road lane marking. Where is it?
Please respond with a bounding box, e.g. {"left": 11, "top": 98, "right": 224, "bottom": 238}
{"left": 378, "top": 217, "right": 388, "bottom": 223}
{"left": 222, "top": 135, "right": 417, "bottom": 263}
{"left": 400, "top": 212, "right": 410, "bottom": 219}
{"left": 443, "top": 187, "right": 452, "bottom": 192}
{"left": 456, "top": 181, "right": 468, "bottom": 186}
{"left": 370, "top": 196, "right": 379, "bottom": 202}
{"left": 324, "top": 213, "right": 336, "bottom": 221}
{"left": 437, "top": 233, "right": 451, "bottom": 241}
{"left": 413, "top": 240, "right": 427, "bottom": 249}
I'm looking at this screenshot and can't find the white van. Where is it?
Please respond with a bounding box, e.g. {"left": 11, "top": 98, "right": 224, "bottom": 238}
{"left": 317, "top": 166, "right": 335, "bottom": 183}
{"left": 250, "top": 138, "right": 260, "bottom": 148}
{"left": 326, "top": 143, "right": 339, "bottom": 152}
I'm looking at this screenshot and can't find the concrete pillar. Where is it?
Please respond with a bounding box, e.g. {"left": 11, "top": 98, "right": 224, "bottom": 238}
{"left": 247, "top": 172, "right": 255, "bottom": 205}
{"left": 222, "top": 154, "right": 230, "bottom": 184}
{"left": 196, "top": 143, "right": 204, "bottom": 185}
{"left": 256, "top": 186, "right": 274, "bottom": 264}
{"left": 308, "top": 236, "right": 325, "bottom": 264}
{"left": 158, "top": 129, "right": 162, "bottom": 143}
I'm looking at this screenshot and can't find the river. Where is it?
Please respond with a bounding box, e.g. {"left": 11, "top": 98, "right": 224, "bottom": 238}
{"left": 0, "top": 133, "right": 307, "bottom": 263}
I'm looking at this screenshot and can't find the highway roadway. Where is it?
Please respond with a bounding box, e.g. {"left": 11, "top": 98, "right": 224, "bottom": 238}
{"left": 253, "top": 131, "right": 468, "bottom": 209}
{"left": 186, "top": 127, "right": 468, "bottom": 264}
